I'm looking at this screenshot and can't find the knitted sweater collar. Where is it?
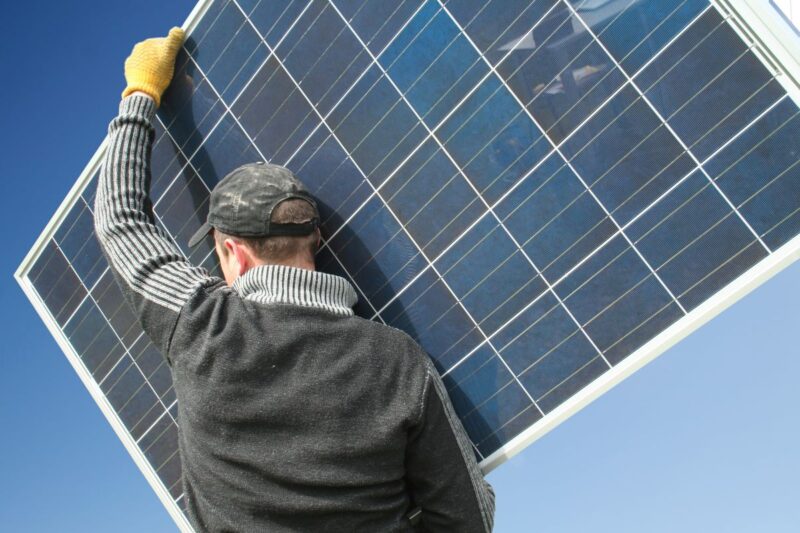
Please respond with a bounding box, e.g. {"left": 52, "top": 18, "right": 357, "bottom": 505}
{"left": 232, "top": 265, "right": 357, "bottom": 316}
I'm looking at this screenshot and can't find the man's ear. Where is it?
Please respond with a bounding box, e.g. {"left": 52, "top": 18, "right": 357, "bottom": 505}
{"left": 225, "top": 238, "right": 251, "bottom": 276}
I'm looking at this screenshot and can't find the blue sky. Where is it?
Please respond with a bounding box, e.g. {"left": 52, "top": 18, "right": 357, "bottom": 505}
{"left": 0, "top": 1, "right": 798, "bottom": 531}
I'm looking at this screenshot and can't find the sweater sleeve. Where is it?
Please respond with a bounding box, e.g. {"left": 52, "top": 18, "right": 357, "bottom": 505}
{"left": 94, "top": 94, "right": 223, "bottom": 358}
{"left": 405, "top": 357, "right": 496, "bottom": 532}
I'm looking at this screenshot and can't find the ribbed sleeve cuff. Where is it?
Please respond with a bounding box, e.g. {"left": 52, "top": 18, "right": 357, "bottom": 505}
{"left": 119, "top": 94, "right": 157, "bottom": 121}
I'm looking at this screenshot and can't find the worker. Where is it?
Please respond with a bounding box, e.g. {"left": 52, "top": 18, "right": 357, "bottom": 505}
{"left": 95, "top": 27, "right": 495, "bottom": 532}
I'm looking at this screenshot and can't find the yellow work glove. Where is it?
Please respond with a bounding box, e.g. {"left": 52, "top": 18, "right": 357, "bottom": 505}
{"left": 122, "top": 27, "right": 185, "bottom": 107}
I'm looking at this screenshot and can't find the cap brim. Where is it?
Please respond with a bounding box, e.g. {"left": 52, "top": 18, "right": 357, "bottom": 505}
{"left": 188, "top": 221, "right": 213, "bottom": 248}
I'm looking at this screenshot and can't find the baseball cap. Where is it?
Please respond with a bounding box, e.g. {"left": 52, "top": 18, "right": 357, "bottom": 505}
{"left": 188, "top": 162, "right": 319, "bottom": 248}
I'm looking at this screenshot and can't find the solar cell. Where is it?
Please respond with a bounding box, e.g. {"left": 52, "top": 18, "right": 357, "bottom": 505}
{"left": 16, "top": 0, "right": 800, "bottom": 529}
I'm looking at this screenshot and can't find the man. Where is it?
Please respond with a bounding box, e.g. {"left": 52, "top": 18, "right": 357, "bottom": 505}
{"left": 95, "top": 27, "right": 495, "bottom": 532}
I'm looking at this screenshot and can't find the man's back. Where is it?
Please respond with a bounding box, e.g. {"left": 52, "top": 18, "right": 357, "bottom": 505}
{"left": 96, "top": 29, "right": 494, "bottom": 530}
{"left": 172, "top": 269, "right": 434, "bottom": 531}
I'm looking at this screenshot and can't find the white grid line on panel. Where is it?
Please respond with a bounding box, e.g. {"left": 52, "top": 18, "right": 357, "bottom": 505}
{"left": 310, "top": 1, "right": 567, "bottom": 253}
{"left": 705, "top": 105, "right": 800, "bottom": 194}
{"left": 443, "top": 86, "right": 794, "bottom": 378}
{"left": 565, "top": 0, "right": 773, "bottom": 253}
{"left": 314, "top": 0, "right": 716, "bottom": 273}
{"left": 128, "top": 398, "right": 174, "bottom": 442}
{"left": 282, "top": 1, "right": 430, "bottom": 168}
{"left": 250, "top": 0, "right": 307, "bottom": 43}
{"left": 96, "top": 331, "right": 148, "bottom": 388}
{"left": 47, "top": 241, "right": 159, "bottom": 400}
{"left": 53, "top": 238, "right": 179, "bottom": 427}
{"left": 700, "top": 91, "right": 789, "bottom": 164}
{"left": 16, "top": 273, "right": 191, "bottom": 532}
{"left": 328, "top": 0, "right": 597, "bottom": 410}
{"left": 168, "top": 476, "right": 183, "bottom": 497}
{"left": 259, "top": 0, "right": 429, "bottom": 170}
{"left": 204, "top": 24, "right": 267, "bottom": 99}
{"left": 285, "top": 0, "right": 782, "bottom": 377}
{"left": 442, "top": 1, "right": 689, "bottom": 308}
{"left": 273, "top": 4, "right": 356, "bottom": 103}
{"left": 155, "top": 448, "right": 181, "bottom": 474}
{"left": 286, "top": 2, "right": 432, "bottom": 184}
{"left": 740, "top": 153, "right": 800, "bottom": 212}
{"left": 134, "top": 397, "right": 180, "bottom": 445}
{"left": 174, "top": 40, "right": 386, "bottom": 322}
{"left": 300, "top": 0, "right": 569, "bottom": 249}
{"left": 80, "top": 0, "right": 800, "bottom": 462}
{"left": 236, "top": 0, "right": 548, "bottom": 417}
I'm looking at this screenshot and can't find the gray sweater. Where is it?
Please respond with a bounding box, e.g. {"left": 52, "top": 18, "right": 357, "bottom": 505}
{"left": 95, "top": 95, "right": 495, "bottom": 532}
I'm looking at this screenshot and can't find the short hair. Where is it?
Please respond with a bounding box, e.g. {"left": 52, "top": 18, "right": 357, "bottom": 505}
{"left": 214, "top": 199, "right": 319, "bottom": 262}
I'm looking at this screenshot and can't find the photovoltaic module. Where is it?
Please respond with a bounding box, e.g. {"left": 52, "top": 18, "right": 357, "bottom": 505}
{"left": 16, "top": 0, "right": 800, "bottom": 529}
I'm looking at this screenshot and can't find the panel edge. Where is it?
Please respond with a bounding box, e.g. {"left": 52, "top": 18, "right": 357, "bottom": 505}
{"left": 481, "top": 233, "right": 800, "bottom": 473}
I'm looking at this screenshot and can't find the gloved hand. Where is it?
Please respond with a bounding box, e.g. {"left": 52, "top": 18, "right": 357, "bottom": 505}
{"left": 122, "top": 27, "right": 185, "bottom": 107}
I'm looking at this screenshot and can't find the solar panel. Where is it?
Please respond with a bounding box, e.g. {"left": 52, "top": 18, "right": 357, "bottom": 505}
{"left": 16, "top": 0, "right": 800, "bottom": 529}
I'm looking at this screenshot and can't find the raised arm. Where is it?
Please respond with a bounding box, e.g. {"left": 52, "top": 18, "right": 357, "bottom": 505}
{"left": 405, "top": 358, "right": 496, "bottom": 532}
{"left": 94, "top": 28, "right": 221, "bottom": 357}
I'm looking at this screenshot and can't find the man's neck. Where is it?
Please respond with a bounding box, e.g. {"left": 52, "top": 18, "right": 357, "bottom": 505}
{"left": 249, "top": 257, "right": 316, "bottom": 273}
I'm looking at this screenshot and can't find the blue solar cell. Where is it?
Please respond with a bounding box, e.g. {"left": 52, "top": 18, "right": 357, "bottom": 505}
{"left": 189, "top": 0, "right": 269, "bottom": 101}
{"left": 445, "top": 345, "right": 514, "bottom": 422}
{"left": 596, "top": 0, "right": 710, "bottom": 74}
{"left": 708, "top": 98, "right": 800, "bottom": 250}
{"left": 289, "top": 129, "right": 373, "bottom": 235}
{"left": 496, "top": 153, "right": 618, "bottom": 281}
{"left": 233, "top": 57, "right": 320, "bottom": 164}
{"left": 239, "top": 0, "right": 308, "bottom": 48}
{"left": 131, "top": 335, "right": 169, "bottom": 384}
{"left": 563, "top": 85, "right": 698, "bottom": 225}
{"left": 189, "top": 112, "right": 262, "bottom": 188}
{"left": 556, "top": 235, "right": 683, "bottom": 363}
{"left": 63, "top": 296, "right": 127, "bottom": 382}
{"left": 30, "top": 240, "right": 87, "bottom": 327}
{"left": 143, "top": 422, "right": 180, "bottom": 473}
{"left": 629, "top": 171, "right": 768, "bottom": 309}
{"left": 382, "top": 268, "right": 484, "bottom": 370}
{"left": 464, "top": 379, "right": 537, "bottom": 456}
{"left": 328, "top": 195, "right": 427, "bottom": 311}
{"left": 81, "top": 171, "right": 99, "bottom": 206}
{"left": 327, "top": 66, "right": 429, "bottom": 187}
{"left": 160, "top": 73, "right": 226, "bottom": 159}
{"left": 438, "top": 76, "right": 550, "bottom": 204}
{"left": 91, "top": 270, "right": 142, "bottom": 347}
{"left": 497, "top": 2, "right": 629, "bottom": 144}
{"left": 384, "top": 139, "right": 485, "bottom": 257}
{"left": 138, "top": 415, "right": 175, "bottom": 460}
{"left": 155, "top": 166, "right": 213, "bottom": 263}
{"left": 335, "top": 0, "right": 424, "bottom": 55}
{"left": 436, "top": 217, "right": 547, "bottom": 335}
{"left": 54, "top": 201, "right": 106, "bottom": 289}
{"left": 381, "top": 2, "right": 488, "bottom": 127}
{"left": 447, "top": 0, "right": 559, "bottom": 66}
{"left": 278, "top": 1, "right": 372, "bottom": 116}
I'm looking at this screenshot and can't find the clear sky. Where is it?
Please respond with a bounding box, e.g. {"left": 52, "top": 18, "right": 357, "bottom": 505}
{"left": 1, "top": 1, "right": 798, "bottom": 531}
